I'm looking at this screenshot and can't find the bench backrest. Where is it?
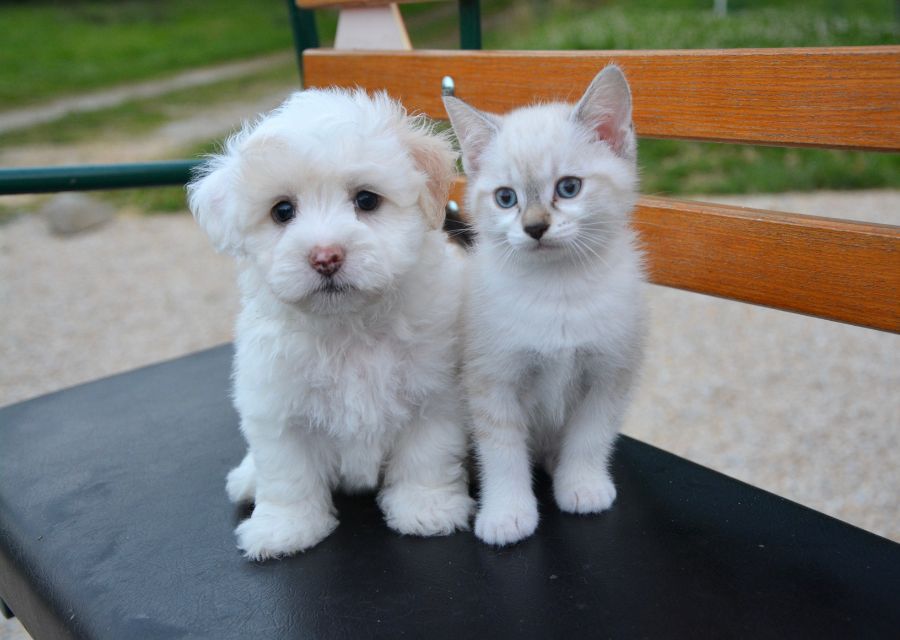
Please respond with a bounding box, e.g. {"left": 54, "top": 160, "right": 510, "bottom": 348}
{"left": 303, "top": 45, "right": 900, "bottom": 333}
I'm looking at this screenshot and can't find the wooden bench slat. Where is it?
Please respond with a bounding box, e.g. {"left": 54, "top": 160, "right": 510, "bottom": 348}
{"left": 304, "top": 47, "right": 900, "bottom": 151}
{"left": 446, "top": 183, "right": 899, "bottom": 332}
{"left": 634, "top": 197, "right": 899, "bottom": 332}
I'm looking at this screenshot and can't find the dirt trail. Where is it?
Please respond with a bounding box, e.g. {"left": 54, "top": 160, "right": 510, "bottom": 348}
{"left": 0, "top": 51, "right": 294, "bottom": 135}
{"left": 0, "top": 89, "right": 292, "bottom": 169}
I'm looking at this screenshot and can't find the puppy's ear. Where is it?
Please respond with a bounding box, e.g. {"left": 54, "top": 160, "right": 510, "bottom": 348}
{"left": 442, "top": 96, "right": 500, "bottom": 176}
{"left": 572, "top": 65, "right": 636, "bottom": 162}
{"left": 402, "top": 123, "right": 458, "bottom": 231}
{"left": 187, "top": 157, "right": 244, "bottom": 256}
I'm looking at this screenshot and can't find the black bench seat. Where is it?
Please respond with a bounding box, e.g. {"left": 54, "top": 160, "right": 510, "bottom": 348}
{"left": 2, "top": 345, "right": 898, "bottom": 639}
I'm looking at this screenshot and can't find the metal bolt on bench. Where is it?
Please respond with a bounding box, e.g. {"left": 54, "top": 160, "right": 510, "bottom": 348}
{"left": 441, "top": 75, "right": 455, "bottom": 97}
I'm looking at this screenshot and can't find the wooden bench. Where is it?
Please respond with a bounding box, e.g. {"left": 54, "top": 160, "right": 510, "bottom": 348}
{"left": 1, "top": 2, "right": 898, "bottom": 638}
{"left": 305, "top": 45, "right": 900, "bottom": 331}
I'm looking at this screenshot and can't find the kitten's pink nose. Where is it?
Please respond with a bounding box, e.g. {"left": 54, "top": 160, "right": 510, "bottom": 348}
{"left": 308, "top": 245, "right": 345, "bottom": 276}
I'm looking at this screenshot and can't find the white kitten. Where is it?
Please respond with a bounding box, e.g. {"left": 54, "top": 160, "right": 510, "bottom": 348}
{"left": 189, "top": 88, "right": 473, "bottom": 560}
{"left": 444, "top": 66, "right": 646, "bottom": 546}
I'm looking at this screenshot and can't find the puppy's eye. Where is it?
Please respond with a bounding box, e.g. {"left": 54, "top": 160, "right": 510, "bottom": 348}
{"left": 354, "top": 190, "right": 381, "bottom": 212}
{"left": 271, "top": 200, "right": 296, "bottom": 224}
{"left": 555, "top": 177, "right": 582, "bottom": 199}
{"left": 494, "top": 187, "right": 518, "bottom": 209}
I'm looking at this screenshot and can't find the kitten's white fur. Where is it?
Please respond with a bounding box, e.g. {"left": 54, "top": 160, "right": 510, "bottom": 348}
{"left": 444, "top": 66, "right": 646, "bottom": 546}
{"left": 189, "top": 89, "right": 473, "bottom": 560}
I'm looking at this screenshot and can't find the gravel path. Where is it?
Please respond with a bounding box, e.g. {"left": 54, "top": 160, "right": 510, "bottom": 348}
{"left": 1, "top": 190, "right": 898, "bottom": 639}
{"left": 0, "top": 89, "right": 292, "bottom": 170}
{"left": 0, "top": 52, "right": 293, "bottom": 135}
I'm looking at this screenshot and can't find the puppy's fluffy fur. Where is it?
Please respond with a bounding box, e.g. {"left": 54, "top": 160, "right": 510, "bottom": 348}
{"left": 189, "top": 89, "right": 473, "bottom": 560}
{"left": 444, "top": 66, "right": 646, "bottom": 546}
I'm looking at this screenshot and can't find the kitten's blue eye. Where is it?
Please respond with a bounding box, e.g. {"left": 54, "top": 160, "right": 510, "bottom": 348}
{"left": 495, "top": 187, "right": 518, "bottom": 209}
{"left": 556, "top": 177, "right": 582, "bottom": 199}
{"left": 271, "top": 200, "right": 295, "bottom": 224}
{"left": 354, "top": 190, "right": 381, "bottom": 212}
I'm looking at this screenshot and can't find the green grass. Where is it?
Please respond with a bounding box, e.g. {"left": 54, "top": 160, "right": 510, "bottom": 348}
{"left": 0, "top": 0, "right": 295, "bottom": 109}
{"left": 487, "top": 0, "right": 898, "bottom": 49}
{"left": 639, "top": 140, "right": 900, "bottom": 195}
{"left": 483, "top": 0, "right": 900, "bottom": 195}
{"left": 96, "top": 185, "right": 187, "bottom": 214}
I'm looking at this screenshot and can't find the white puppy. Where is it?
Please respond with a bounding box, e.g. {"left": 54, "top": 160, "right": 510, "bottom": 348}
{"left": 188, "top": 89, "right": 474, "bottom": 560}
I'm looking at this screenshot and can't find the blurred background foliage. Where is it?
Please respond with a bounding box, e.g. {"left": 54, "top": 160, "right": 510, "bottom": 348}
{"left": 0, "top": 0, "right": 897, "bottom": 211}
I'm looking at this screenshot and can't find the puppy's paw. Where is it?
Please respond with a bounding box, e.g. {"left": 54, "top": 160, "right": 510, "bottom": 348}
{"left": 379, "top": 483, "right": 474, "bottom": 537}
{"left": 553, "top": 471, "right": 617, "bottom": 514}
{"left": 235, "top": 503, "right": 338, "bottom": 561}
{"left": 474, "top": 497, "right": 539, "bottom": 546}
{"left": 225, "top": 454, "right": 256, "bottom": 504}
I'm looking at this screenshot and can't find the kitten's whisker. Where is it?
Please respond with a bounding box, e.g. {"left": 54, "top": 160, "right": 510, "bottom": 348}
{"left": 583, "top": 234, "right": 613, "bottom": 253}
{"left": 569, "top": 238, "right": 592, "bottom": 272}
{"left": 502, "top": 245, "right": 519, "bottom": 270}
{"left": 582, "top": 215, "right": 624, "bottom": 222}
{"left": 573, "top": 236, "right": 612, "bottom": 271}
{"left": 577, "top": 246, "right": 592, "bottom": 272}
{"left": 489, "top": 238, "right": 517, "bottom": 271}
{"left": 578, "top": 220, "right": 624, "bottom": 229}
{"left": 575, "top": 240, "right": 593, "bottom": 270}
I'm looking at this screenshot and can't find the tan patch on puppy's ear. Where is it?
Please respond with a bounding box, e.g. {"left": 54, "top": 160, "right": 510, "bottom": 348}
{"left": 402, "top": 123, "right": 459, "bottom": 230}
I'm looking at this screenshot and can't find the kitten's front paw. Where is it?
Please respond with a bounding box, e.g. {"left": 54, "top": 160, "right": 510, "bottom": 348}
{"left": 379, "top": 483, "right": 474, "bottom": 536}
{"left": 554, "top": 472, "right": 617, "bottom": 514}
{"left": 235, "top": 503, "right": 338, "bottom": 561}
{"left": 474, "top": 498, "right": 539, "bottom": 546}
{"left": 225, "top": 455, "right": 256, "bottom": 504}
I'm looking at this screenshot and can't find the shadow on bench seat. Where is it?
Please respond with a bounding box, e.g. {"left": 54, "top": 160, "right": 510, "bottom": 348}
{"left": 1, "top": 345, "right": 898, "bottom": 639}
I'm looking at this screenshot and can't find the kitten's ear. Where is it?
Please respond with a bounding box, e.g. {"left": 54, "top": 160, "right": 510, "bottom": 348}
{"left": 187, "top": 158, "right": 244, "bottom": 256}
{"left": 401, "top": 123, "right": 459, "bottom": 230}
{"left": 442, "top": 95, "right": 500, "bottom": 176}
{"left": 572, "top": 65, "right": 636, "bottom": 161}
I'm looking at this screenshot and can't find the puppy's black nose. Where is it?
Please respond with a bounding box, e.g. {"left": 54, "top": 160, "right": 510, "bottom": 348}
{"left": 524, "top": 222, "right": 549, "bottom": 240}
